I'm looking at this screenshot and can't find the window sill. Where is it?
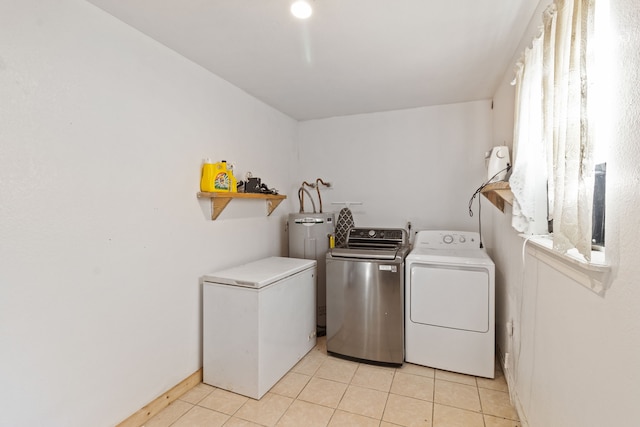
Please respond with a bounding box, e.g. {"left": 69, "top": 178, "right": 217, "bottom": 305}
{"left": 520, "top": 235, "right": 611, "bottom": 294}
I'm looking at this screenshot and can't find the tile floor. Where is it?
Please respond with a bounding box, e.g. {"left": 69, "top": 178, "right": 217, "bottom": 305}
{"left": 144, "top": 338, "right": 520, "bottom": 427}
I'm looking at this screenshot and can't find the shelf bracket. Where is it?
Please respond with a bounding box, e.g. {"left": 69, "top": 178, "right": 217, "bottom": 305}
{"left": 267, "top": 198, "right": 284, "bottom": 216}
{"left": 480, "top": 182, "right": 513, "bottom": 213}
{"left": 211, "top": 196, "right": 233, "bottom": 220}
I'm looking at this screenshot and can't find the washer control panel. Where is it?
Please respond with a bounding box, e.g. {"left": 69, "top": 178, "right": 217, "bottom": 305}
{"left": 346, "top": 228, "right": 408, "bottom": 248}
{"left": 349, "top": 228, "right": 406, "bottom": 241}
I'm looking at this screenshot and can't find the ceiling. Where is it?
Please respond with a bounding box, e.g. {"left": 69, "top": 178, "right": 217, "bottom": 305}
{"left": 86, "top": 0, "right": 541, "bottom": 121}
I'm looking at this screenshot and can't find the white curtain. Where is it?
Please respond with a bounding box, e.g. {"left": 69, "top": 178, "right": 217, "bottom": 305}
{"left": 510, "top": 0, "right": 596, "bottom": 260}
{"left": 549, "top": 0, "right": 596, "bottom": 260}
{"left": 510, "top": 35, "right": 548, "bottom": 235}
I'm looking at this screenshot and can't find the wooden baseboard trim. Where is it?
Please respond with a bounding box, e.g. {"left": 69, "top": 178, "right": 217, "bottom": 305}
{"left": 117, "top": 368, "right": 203, "bottom": 427}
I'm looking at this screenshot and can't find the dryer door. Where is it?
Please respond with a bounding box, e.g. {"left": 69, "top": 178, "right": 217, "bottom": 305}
{"left": 409, "top": 263, "right": 489, "bottom": 333}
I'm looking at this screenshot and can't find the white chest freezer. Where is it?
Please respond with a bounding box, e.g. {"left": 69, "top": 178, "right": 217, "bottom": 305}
{"left": 202, "top": 257, "right": 317, "bottom": 399}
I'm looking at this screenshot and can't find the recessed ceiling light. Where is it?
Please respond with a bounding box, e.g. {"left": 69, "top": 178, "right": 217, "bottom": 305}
{"left": 291, "top": 0, "right": 312, "bottom": 19}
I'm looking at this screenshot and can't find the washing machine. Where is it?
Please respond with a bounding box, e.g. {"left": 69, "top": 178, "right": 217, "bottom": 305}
{"left": 405, "top": 230, "right": 495, "bottom": 378}
{"left": 326, "top": 228, "right": 409, "bottom": 365}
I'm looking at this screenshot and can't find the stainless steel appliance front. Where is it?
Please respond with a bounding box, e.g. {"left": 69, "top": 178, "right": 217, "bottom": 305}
{"left": 325, "top": 228, "right": 408, "bottom": 365}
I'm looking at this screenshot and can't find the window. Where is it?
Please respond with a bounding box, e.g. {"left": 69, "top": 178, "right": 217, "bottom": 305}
{"left": 509, "top": 0, "right": 608, "bottom": 262}
{"left": 549, "top": 162, "right": 606, "bottom": 248}
{"left": 591, "top": 162, "right": 606, "bottom": 248}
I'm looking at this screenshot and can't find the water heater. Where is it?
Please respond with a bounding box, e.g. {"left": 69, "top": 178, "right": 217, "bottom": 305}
{"left": 288, "top": 212, "right": 335, "bottom": 336}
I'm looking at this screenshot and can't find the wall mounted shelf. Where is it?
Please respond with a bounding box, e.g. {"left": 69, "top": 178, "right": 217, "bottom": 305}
{"left": 197, "top": 192, "right": 286, "bottom": 220}
{"left": 481, "top": 182, "right": 513, "bottom": 212}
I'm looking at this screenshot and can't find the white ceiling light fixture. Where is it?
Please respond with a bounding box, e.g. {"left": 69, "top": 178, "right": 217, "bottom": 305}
{"left": 290, "top": 0, "right": 313, "bottom": 19}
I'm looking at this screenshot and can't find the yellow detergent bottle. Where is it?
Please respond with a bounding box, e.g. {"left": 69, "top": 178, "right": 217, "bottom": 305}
{"left": 212, "top": 160, "right": 237, "bottom": 192}
{"left": 200, "top": 158, "right": 215, "bottom": 192}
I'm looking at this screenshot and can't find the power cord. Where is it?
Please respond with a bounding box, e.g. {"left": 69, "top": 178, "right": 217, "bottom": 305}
{"left": 468, "top": 164, "right": 512, "bottom": 248}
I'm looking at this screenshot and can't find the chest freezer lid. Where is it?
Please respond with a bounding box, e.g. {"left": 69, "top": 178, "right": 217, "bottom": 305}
{"left": 202, "top": 256, "right": 316, "bottom": 288}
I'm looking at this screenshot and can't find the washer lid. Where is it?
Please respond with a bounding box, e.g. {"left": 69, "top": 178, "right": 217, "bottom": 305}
{"left": 202, "top": 256, "right": 316, "bottom": 288}
{"left": 330, "top": 247, "right": 400, "bottom": 260}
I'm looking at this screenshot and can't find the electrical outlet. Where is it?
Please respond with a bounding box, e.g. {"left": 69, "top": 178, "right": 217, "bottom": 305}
{"left": 504, "top": 352, "right": 510, "bottom": 369}
{"left": 506, "top": 320, "right": 513, "bottom": 337}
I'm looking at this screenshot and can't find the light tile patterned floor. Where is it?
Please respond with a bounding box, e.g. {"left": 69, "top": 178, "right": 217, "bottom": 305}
{"left": 144, "top": 338, "right": 520, "bottom": 427}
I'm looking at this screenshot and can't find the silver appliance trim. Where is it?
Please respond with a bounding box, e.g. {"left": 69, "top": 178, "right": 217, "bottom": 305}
{"left": 329, "top": 247, "right": 399, "bottom": 260}
{"left": 294, "top": 217, "right": 325, "bottom": 224}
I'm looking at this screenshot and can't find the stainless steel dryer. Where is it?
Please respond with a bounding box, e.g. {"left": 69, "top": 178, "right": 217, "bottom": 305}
{"left": 326, "top": 228, "right": 409, "bottom": 365}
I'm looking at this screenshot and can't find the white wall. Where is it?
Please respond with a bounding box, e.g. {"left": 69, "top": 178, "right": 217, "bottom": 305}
{"left": 485, "top": 0, "right": 640, "bottom": 425}
{"left": 5, "top": 0, "right": 638, "bottom": 426}
{"left": 0, "top": 1, "right": 298, "bottom": 426}
{"left": 297, "top": 101, "right": 494, "bottom": 234}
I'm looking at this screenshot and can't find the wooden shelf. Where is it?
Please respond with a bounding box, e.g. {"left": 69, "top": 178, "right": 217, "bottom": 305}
{"left": 197, "top": 192, "right": 286, "bottom": 220}
{"left": 481, "top": 182, "right": 513, "bottom": 212}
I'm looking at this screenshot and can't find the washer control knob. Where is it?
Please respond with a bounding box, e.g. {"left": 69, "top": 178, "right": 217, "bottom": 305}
{"left": 443, "top": 234, "right": 454, "bottom": 244}
{"left": 368, "top": 230, "right": 376, "bottom": 237}
{"left": 459, "top": 236, "right": 466, "bottom": 243}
